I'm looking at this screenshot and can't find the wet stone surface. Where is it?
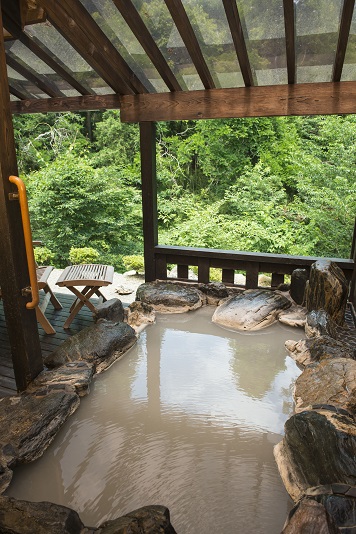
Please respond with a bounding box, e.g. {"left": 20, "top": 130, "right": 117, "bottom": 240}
{"left": 212, "top": 288, "right": 291, "bottom": 331}
{"left": 136, "top": 281, "right": 203, "bottom": 313}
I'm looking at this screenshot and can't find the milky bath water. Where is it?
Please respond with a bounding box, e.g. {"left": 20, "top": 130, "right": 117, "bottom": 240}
{"left": 7, "top": 307, "right": 303, "bottom": 533}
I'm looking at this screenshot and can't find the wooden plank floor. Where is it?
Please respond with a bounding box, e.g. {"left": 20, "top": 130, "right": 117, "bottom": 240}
{"left": 0, "top": 292, "right": 97, "bottom": 398}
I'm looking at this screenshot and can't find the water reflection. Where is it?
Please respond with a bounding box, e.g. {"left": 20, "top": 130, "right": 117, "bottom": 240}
{"left": 7, "top": 307, "right": 303, "bottom": 533}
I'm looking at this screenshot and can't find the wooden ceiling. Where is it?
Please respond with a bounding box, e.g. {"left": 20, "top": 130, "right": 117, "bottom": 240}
{"left": 2, "top": 0, "right": 356, "bottom": 122}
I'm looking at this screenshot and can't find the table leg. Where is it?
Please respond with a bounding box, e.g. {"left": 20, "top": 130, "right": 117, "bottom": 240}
{"left": 64, "top": 286, "right": 99, "bottom": 328}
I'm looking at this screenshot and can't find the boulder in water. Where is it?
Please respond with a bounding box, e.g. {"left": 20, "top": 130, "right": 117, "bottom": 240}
{"left": 274, "top": 409, "right": 356, "bottom": 502}
{"left": 136, "top": 281, "right": 203, "bottom": 313}
{"left": 44, "top": 320, "right": 137, "bottom": 373}
{"left": 294, "top": 358, "right": 356, "bottom": 414}
{"left": 212, "top": 288, "right": 291, "bottom": 331}
{"left": 305, "top": 260, "right": 348, "bottom": 326}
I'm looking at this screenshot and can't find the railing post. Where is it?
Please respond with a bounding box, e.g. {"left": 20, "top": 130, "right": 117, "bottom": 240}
{"left": 350, "top": 217, "right": 356, "bottom": 307}
{"left": 140, "top": 121, "right": 158, "bottom": 282}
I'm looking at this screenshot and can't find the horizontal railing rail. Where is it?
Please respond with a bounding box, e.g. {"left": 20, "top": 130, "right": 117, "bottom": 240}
{"left": 153, "top": 245, "right": 355, "bottom": 298}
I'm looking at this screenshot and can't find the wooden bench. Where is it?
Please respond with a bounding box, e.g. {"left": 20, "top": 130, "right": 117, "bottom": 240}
{"left": 0, "top": 265, "right": 62, "bottom": 335}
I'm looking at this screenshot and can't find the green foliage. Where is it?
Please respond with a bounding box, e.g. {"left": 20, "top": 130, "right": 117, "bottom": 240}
{"left": 33, "top": 246, "right": 55, "bottom": 266}
{"left": 122, "top": 255, "right": 145, "bottom": 273}
{"left": 69, "top": 247, "right": 100, "bottom": 265}
{"left": 13, "top": 113, "right": 88, "bottom": 174}
{"left": 14, "top": 110, "right": 355, "bottom": 272}
{"left": 27, "top": 154, "right": 143, "bottom": 267}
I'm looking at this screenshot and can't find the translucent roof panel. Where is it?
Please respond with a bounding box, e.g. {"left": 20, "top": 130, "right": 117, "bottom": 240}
{"left": 342, "top": 6, "right": 356, "bottom": 81}
{"left": 131, "top": 0, "right": 204, "bottom": 91}
{"left": 80, "top": 0, "right": 168, "bottom": 92}
{"left": 24, "top": 22, "right": 113, "bottom": 94}
{"left": 6, "top": 40, "right": 55, "bottom": 75}
{"left": 237, "top": 0, "right": 286, "bottom": 86}
{"left": 181, "top": 0, "right": 243, "bottom": 88}
{"left": 7, "top": 65, "right": 47, "bottom": 99}
{"left": 295, "top": 0, "right": 342, "bottom": 83}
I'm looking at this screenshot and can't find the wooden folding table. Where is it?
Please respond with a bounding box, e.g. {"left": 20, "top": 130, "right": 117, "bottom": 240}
{"left": 56, "top": 264, "right": 114, "bottom": 328}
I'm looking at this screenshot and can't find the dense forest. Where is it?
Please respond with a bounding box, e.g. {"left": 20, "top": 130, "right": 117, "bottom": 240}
{"left": 12, "top": 111, "right": 356, "bottom": 272}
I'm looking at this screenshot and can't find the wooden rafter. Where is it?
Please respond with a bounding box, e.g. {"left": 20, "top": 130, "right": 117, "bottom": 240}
{"left": 6, "top": 53, "right": 63, "bottom": 97}
{"left": 333, "top": 0, "right": 355, "bottom": 82}
{"left": 3, "top": 14, "right": 93, "bottom": 95}
{"left": 9, "top": 82, "right": 28, "bottom": 99}
{"left": 164, "top": 0, "right": 215, "bottom": 89}
{"left": 283, "top": 0, "right": 296, "bottom": 84}
{"left": 120, "top": 82, "right": 356, "bottom": 122}
{"left": 112, "top": 0, "right": 181, "bottom": 92}
{"left": 36, "top": 0, "right": 147, "bottom": 95}
{"left": 2, "top": 12, "right": 93, "bottom": 96}
{"left": 222, "top": 0, "right": 253, "bottom": 87}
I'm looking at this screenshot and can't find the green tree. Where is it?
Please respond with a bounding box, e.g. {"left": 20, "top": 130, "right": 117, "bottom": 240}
{"left": 27, "top": 154, "right": 142, "bottom": 268}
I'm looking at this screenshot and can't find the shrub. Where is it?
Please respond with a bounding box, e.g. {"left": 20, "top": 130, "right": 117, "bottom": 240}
{"left": 122, "top": 254, "right": 145, "bottom": 273}
{"left": 69, "top": 247, "right": 100, "bottom": 265}
{"left": 34, "top": 246, "right": 55, "bottom": 266}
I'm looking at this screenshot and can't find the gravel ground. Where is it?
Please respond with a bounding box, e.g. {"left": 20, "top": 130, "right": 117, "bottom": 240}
{"left": 47, "top": 268, "right": 145, "bottom": 307}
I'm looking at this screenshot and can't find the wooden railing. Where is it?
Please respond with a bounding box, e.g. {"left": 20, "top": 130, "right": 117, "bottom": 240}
{"left": 151, "top": 245, "right": 356, "bottom": 304}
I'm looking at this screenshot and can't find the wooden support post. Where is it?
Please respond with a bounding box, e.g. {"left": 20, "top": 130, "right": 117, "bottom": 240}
{"left": 0, "top": 2, "right": 43, "bottom": 391}
{"left": 140, "top": 122, "right": 158, "bottom": 282}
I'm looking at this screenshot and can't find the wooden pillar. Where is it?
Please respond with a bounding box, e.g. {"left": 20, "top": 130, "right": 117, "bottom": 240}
{"left": 140, "top": 122, "right": 158, "bottom": 282}
{"left": 0, "top": 2, "right": 43, "bottom": 391}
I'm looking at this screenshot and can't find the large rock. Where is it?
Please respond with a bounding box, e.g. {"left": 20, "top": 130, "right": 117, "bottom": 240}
{"left": 136, "top": 281, "right": 203, "bottom": 313}
{"left": 0, "top": 499, "right": 177, "bottom": 534}
{"left": 290, "top": 269, "right": 309, "bottom": 306}
{"left": 278, "top": 305, "right": 307, "bottom": 328}
{"left": 27, "top": 362, "right": 94, "bottom": 397}
{"left": 0, "top": 496, "right": 86, "bottom": 534}
{"left": 274, "top": 409, "right": 356, "bottom": 502}
{"left": 44, "top": 320, "right": 136, "bottom": 373}
{"left": 305, "top": 260, "right": 348, "bottom": 326}
{"left": 212, "top": 288, "right": 291, "bottom": 331}
{"left": 199, "top": 282, "right": 229, "bottom": 305}
{"left": 285, "top": 336, "right": 354, "bottom": 368}
{"left": 282, "top": 498, "right": 338, "bottom": 533}
{"left": 305, "top": 310, "right": 338, "bottom": 339}
{"left": 93, "top": 298, "right": 124, "bottom": 323}
{"left": 0, "top": 391, "right": 79, "bottom": 493}
{"left": 294, "top": 358, "right": 356, "bottom": 414}
{"left": 125, "top": 301, "right": 156, "bottom": 333}
{"left": 283, "top": 492, "right": 356, "bottom": 533}
{"left": 98, "top": 505, "right": 177, "bottom": 533}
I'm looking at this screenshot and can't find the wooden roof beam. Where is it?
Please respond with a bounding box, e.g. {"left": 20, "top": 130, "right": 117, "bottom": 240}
{"left": 113, "top": 0, "right": 181, "bottom": 92}
{"left": 164, "top": 0, "right": 215, "bottom": 89}
{"left": 11, "top": 93, "right": 121, "bottom": 114}
{"left": 333, "top": 0, "right": 355, "bottom": 82}
{"left": 120, "top": 82, "right": 356, "bottom": 122}
{"left": 283, "top": 0, "right": 296, "bottom": 84}
{"left": 6, "top": 53, "right": 64, "bottom": 97}
{"left": 36, "top": 0, "right": 147, "bottom": 95}
{"left": 222, "top": 0, "right": 254, "bottom": 87}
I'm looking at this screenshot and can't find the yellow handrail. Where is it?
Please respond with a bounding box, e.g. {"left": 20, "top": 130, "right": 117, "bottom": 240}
{"left": 9, "top": 175, "right": 39, "bottom": 309}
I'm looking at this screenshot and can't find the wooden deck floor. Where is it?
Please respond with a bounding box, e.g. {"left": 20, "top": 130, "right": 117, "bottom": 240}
{"left": 0, "top": 292, "right": 97, "bottom": 398}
